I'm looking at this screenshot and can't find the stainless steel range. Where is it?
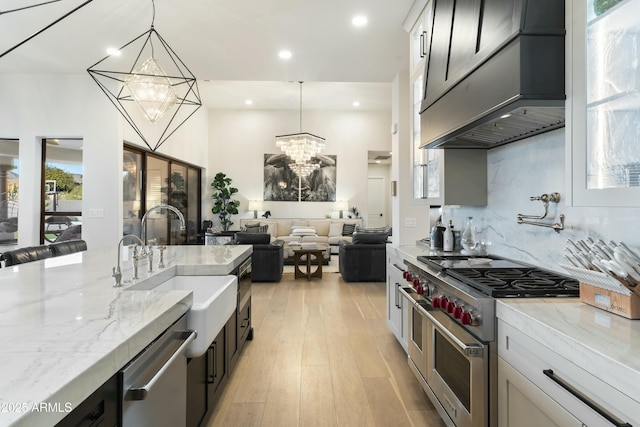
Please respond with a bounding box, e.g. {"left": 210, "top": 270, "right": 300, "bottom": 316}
{"left": 400, "top": 255, "right": 579, "bottom": 427}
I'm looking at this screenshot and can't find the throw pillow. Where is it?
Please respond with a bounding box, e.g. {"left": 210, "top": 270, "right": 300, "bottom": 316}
{"left": 342, "top": 223, "right": 356, "bottom": 236}
{"left": 328, "top": 222, "right": 343, "bottom": 237}
{"left": 241, "top": 222, "right": 260, "bottom": 232}
{"left": 245, "top": 224, "right": 268, "bottom": 234}
{"left": 352, "top": 232, "right": 388, "bottom": 244}
{"left": 291, "top": 226, "right": 317, "bottom": 236}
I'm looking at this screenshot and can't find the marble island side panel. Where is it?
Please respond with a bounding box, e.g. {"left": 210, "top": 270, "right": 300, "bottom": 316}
{"left": 0, "top": 244, "right": 251, "bottom": 427}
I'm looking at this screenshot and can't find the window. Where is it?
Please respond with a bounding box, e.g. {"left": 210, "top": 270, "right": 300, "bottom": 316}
{"left": 124, "top": 145, "right": 201, "bottom": 245}
{"left": 41, "top": 138, "right": 83, "bottom": 244}
{"left": 0, "top": 139, "right": 19, "bottom": 247}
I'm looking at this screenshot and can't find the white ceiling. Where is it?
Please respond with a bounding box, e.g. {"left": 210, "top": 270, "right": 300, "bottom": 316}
{"left": 0, "top": 0, "right": 415, "bottom": 110}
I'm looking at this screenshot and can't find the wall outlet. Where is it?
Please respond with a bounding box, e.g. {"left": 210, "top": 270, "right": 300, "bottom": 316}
{"left": 405, "top": 217, "right": 416, "bottom": 227}
{"left": 88, "top": 208, "right": 104, "bottom": 218}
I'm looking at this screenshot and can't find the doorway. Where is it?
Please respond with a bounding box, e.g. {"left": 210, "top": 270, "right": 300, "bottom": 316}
{"left": 41, "top": 138, "right": 83, "bottom": 244}
{"left": 367, "top": 176, "right": 386, "bottom": 228}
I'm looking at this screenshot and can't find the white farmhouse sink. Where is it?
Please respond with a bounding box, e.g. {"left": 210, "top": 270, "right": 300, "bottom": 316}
{"left": 127, "top": 275, "right": 238, "bottom": 358}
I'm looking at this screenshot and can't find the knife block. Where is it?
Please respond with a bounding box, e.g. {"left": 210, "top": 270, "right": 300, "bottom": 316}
{"left": 580, "top": 282, "right": 640, "bottom": 319}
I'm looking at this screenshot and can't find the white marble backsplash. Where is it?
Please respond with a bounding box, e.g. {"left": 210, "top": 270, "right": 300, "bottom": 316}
{"left": 441, "top": 129, "right": 640, "bottom": 273}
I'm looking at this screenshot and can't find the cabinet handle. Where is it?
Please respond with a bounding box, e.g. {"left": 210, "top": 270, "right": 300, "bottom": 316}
{"left": 542, "top": 369, "right": 632, "bottom": 427}
{"left": 241, "top": 319, "right": 250, "bottom": 329}
{"left": 420, "top": 30, "right": 428, "bottom": 57}
{"left": 207, "top": 346, "right": 215, "bottom": 383}
{"left": 395, "top": 283, "right": 399, "bottom": 308}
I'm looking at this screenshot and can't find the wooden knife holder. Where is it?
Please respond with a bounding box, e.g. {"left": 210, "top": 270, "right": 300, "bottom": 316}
{"left": 580, "top": 282, "right": 640, "bottom": 319}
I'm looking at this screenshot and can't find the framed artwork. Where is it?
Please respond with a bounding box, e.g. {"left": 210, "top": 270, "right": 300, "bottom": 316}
{"left": 263, "top": 153, "right": 336, "bottom": 202}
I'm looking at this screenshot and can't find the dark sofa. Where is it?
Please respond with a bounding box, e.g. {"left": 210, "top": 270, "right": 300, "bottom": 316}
{"left": 228, "top": 233, "right": 284, "bottom": 282}
{"left": 338, "top": 232, "right": 388, "bottom": 282}
{"left": 1, "top": 239, "right": 87, "bottom": 267}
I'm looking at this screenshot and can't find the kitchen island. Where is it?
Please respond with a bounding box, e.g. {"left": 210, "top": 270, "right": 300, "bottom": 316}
{"left": 0, "top": 245, "right": 251, "bottom": 427}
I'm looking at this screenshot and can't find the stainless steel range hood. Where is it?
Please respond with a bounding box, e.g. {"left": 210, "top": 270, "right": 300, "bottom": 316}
{"left": 420, "top": 0, "right": 566, "bottom": 150}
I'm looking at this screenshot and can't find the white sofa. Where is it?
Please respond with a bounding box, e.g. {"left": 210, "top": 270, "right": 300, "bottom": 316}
{"left": 238, "top": 218, "right": 363, "bottom": 254}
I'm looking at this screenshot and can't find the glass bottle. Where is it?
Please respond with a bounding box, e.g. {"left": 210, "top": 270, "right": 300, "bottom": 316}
{"left": 461, "top": 217, "right": 477, "bottom": 251}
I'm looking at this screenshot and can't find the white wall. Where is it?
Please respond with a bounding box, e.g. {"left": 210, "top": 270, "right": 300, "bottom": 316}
{"left": 390, "top": 72, "right": 430, "bottom": 246}
{"left": 206, "top": 108, "right": 391, "bottom": 228}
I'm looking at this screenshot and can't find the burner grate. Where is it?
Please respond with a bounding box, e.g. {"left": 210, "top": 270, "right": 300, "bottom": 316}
{"left": 446, "top": 267, "right": 580, "bottom": 297}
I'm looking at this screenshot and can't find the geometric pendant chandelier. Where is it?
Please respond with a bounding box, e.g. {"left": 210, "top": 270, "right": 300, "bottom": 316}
{"left": 87, "top": 1, "right": 201, "bottom": 152}
{"left": 275, "top": 81, "right": 325, "bottom": 177}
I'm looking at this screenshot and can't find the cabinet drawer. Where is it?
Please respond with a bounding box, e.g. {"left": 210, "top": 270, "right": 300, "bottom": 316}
{"left": 498, "top": 320, "right": 639, "bottom": 426}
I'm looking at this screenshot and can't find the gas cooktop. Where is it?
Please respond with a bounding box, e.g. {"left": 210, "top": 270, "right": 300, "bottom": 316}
{"left": 417, "top": 255, "right": 579, "bottom": 298}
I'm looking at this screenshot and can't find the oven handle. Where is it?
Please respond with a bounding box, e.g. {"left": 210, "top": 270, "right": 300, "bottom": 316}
{"left": 424, "top": 306, "right": 485, "bottom": 357}
{"left": 543, "top": 369, "right": 632, "bottom": 427}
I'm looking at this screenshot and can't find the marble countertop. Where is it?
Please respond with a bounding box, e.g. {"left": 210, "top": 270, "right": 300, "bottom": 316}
{"left": 0, "top": 244, "right": 252, "bottom": 427}
{"left": 497, "top": 298, "right": 640, "bottom": 406}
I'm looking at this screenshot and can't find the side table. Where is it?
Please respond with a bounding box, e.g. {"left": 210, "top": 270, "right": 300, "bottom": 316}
{"left": 292, "top": 245, "right": 328, "bottom": 280}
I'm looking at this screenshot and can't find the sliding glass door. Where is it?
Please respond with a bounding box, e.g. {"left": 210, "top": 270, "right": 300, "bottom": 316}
{"left": 124, "top": 145, "right": 201, "bottom": 245}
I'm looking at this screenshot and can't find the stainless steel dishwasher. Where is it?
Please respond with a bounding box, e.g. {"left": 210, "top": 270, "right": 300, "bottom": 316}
{"left": 120, "top": 314, "right": 196, "bottom": 427}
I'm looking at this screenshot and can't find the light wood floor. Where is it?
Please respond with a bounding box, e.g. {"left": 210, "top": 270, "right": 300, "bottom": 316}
{"left": 205, "top": 272, "right": 446, "bottom": 427}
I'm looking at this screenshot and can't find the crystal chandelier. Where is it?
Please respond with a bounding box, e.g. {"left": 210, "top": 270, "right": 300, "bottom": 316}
{"left": 275, "top": 82, "right": 325, "bottom": 167}
{"left": 291, "top": 160, "right": 320, "bottom": 177}
{"left": 124, "top": 57, "right": 177, "bottom": 123}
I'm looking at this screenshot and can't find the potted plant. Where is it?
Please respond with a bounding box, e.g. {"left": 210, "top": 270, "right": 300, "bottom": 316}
{"left": 211, "top": 172, "right": 240, "bottom": 232}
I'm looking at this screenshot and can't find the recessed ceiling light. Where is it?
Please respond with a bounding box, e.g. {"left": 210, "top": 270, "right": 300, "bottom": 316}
{"left": 376, "top": 160, "right": 381, "bottom": 164}
{"left": 278, "top": 50, "right": 292, "bottom": 60}
{"left": 352, "top": 15, "right": 368, "bottom": 27}
{"left": 352, "top": 101, "right": 360, "bottom": 107}
{"left": 245, "top": 100, "right": 253, "bottom": 105}
{"left": 106, "top": 47, "right": 121, "bottom": 56}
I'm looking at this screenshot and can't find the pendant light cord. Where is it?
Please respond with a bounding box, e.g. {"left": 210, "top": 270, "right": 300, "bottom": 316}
{"left": 299, "top": 81, "right": 303, "bottom": 133}
{"left": 150, "top": 0, "right": 156, "bottom": 56}
{"left": 151, "top": 0, "right": 156, "bottom": 28}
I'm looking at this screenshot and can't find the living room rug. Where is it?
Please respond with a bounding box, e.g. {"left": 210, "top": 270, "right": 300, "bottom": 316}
{"left": 282, "top": 255, "right": 339, "bottom": 274}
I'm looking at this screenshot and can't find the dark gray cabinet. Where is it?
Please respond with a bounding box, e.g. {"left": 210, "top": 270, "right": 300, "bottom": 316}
{"left": 55, "top": 374, "right": 118, "bottom": 427}
{"left": 186, "top": 354, "right": 207, "bottom": 427}
{"left": 207, "top": 327, "right": 227, "bottom": 402}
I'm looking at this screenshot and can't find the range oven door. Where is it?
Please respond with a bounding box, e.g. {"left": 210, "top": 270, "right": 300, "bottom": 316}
{"left": 407, "top": 301, "right": 429, "bottom": 383}
{"left": 426, "top": 309, "right": 489, "bottom": 427}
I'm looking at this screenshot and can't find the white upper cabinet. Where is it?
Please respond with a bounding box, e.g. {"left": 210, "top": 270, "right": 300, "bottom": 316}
{"left": 409, "top": 1, "right": 432, "bottom": 75}
{"left": 408, "top": 1, "right": 437, "bottom": 202}
{"left": 568, "top": 0, "right": 640, "bottom": 206}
